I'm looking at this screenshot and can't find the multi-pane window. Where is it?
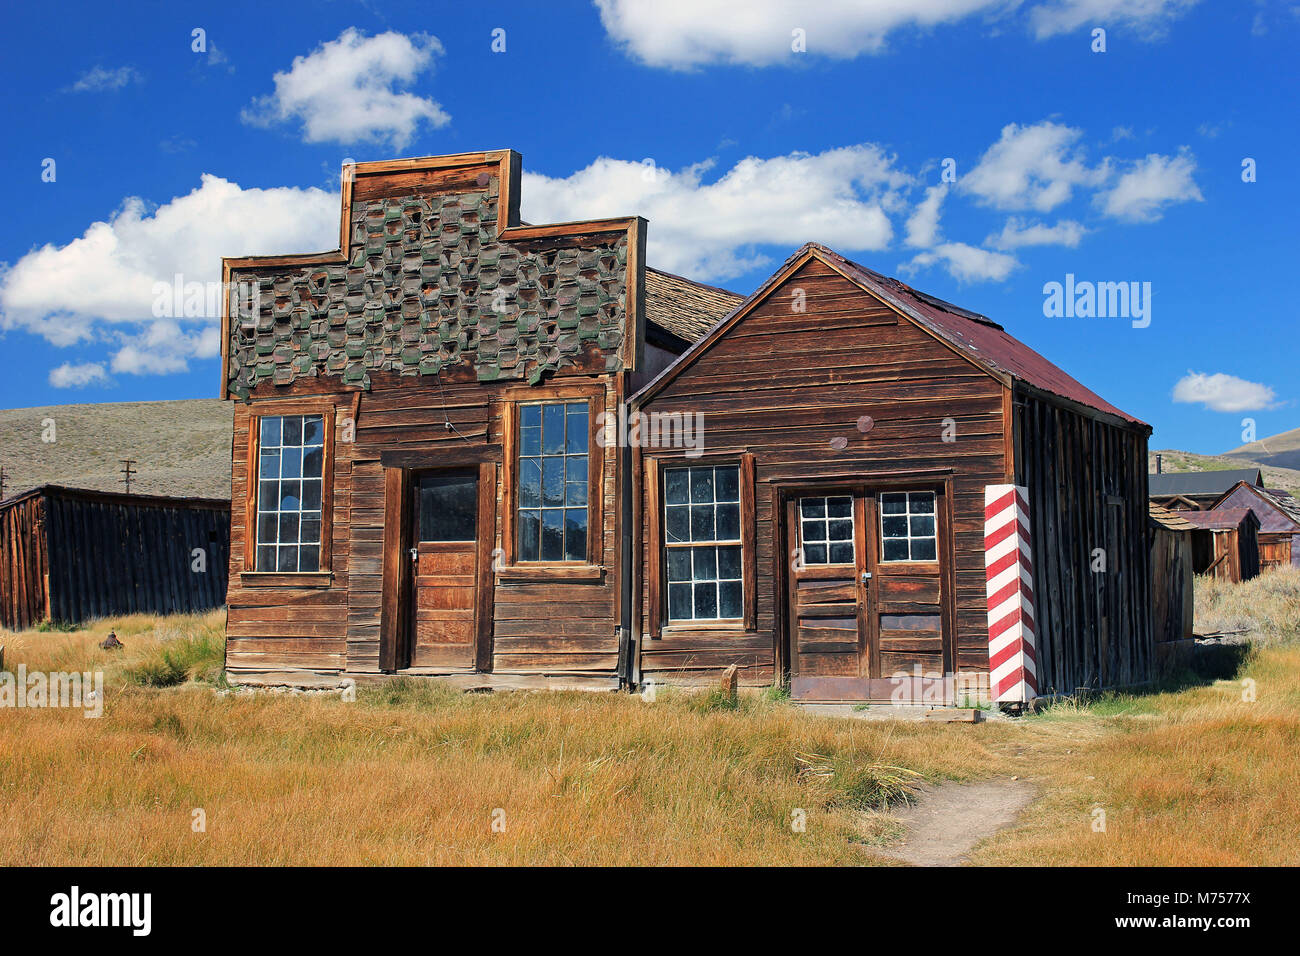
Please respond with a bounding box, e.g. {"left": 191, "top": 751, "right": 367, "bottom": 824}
{"left": 665, "top": 465, "right": 742, "bottom": 621}
{"left": 800, "top": 496, "right": 855, "bottom": 565}
{"left": 518, "top": 402, "right": 589, "bottom": 562}
{"left": 880, "top": 491, "right": 937, "bottom": 562}
{"left": 256, "top": 415, "right": 325, "bottom": 572}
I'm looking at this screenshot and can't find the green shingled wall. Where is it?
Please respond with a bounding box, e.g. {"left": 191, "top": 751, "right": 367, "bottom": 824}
{"left": 227, "top": 179, "right": 628, "bottom": 399}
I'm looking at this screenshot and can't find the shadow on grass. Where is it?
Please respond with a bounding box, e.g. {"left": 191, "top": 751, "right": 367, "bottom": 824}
{"left": 1029, "top": 640, "right": 1253, "bottom": 718}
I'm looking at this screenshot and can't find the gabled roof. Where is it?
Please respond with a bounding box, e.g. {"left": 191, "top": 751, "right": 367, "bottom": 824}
{"left": 1211, "top": 480, "right": 1300, "bottom": 533}
{"left": 1149, "top": 468, "right": 1263, "bottom": 498}
{"left": 631, "top": 243, "right": 1147, "bottom": 430}
{"left": 1173, "top": 507, "right": 1258, "bottom": 531}
{"left": 1264, "top": 488, "right": 1300, "bottom": 526}
{"left": 644, "top": 267, "right": 744, "bottom": 343}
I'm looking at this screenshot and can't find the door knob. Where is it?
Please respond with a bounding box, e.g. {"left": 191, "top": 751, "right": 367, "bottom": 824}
{"left": 861, "top": 571, "right": 872, "bottom": 583}
{"left": 409, "top": 547, "right": 418, "bottom": 561}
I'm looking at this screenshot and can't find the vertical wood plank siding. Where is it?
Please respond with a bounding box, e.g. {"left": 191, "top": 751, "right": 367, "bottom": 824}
{"left": 1012, "top": 389, "right": 1153, "bottom": 691}
{"left": 0, "top": 489, "right": 229, "bottom": 628}
{"left": 636, "top": 259, "right": 1009, "bottom": 686}
{"left": 0, "top": 495, "right": 48, "bottom": 630}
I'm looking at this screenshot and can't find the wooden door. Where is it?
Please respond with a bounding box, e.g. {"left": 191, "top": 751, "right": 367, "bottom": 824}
{"left": 409, "top": 469, "right": 480, "bottom": 670}
{"left": 786, "top": 492, "right": 877, "bottom": 700}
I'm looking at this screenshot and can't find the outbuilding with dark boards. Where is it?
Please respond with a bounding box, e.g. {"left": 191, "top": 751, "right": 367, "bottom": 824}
{"left": 0, "top": 485, "right": 230, "bottom": 630}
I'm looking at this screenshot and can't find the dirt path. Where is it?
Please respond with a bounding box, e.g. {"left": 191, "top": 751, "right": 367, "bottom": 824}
{"left": 873, "top": 778, "right": 1035, "bottom": 866}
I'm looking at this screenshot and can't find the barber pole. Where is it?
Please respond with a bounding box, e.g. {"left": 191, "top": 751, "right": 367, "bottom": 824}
{"left": 984, "top": 485, "right": 1037, "bottom": 702}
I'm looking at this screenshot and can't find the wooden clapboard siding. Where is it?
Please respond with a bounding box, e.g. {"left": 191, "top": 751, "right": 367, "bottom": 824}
{"left": 1012, "top": 388, "right": 1153, "bottom": 692}
{"left": 226, "top": 392, "right": 353, "bottom": 675}
{"left": 635, "top": 258, "right": 1007, "bottom": 686}
{"left": 224, "top": 372, "right": 622, "bottom": 680}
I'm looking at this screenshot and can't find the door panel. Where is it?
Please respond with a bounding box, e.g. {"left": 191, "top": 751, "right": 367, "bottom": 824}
{"left": 409, "top": 470, "right": 479, "bottom": 670}
{"left": 787, "top": 493, "right": 875, "bottom": 695}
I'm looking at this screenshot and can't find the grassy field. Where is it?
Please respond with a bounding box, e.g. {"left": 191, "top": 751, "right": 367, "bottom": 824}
{"left": 2, "top": 569, "right": 1298, "bottom": 866}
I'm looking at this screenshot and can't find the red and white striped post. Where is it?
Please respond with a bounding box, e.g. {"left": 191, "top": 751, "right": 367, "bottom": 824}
{"left": 984, "top": 484, "right": 1037, "bottom": 703}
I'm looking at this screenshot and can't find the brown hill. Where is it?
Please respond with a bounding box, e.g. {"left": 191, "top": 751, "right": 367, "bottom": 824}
{"left": 0, "top": 398, "right": 233, "bottom": 501}
{"left": 1225, "top": 425, "right": 1300, "bottom": 471}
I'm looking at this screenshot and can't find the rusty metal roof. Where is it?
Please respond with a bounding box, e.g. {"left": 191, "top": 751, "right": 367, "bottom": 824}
{"left": 1172, "top": 507, "right": 1257, "bottom": 531}
{"left": 1263, "top": 488, "right": 1300, "bottom": 526}
{"left": 812, "top": 245, "right": 1147, "bottom": 428}
{"left": 1215, "top": 481, "right": 1300, "bottom": 533}
{"left": 644, "top": 267, "right": 744, "bottom": 343}
{"left": 632, "top": 243, "right": 1147, "bottom": 428}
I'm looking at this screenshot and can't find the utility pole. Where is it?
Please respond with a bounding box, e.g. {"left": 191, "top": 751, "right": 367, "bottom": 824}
{"left": 0, "top": 465, "right": 7, "bottom": 500}
{"left": 120, "top": 458, "right": 136, "bottom": 494}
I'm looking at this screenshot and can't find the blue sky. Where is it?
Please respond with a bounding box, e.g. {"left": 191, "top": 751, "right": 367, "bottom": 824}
{"left": 1, "top": 0, "right": 1296, "bottom": 453}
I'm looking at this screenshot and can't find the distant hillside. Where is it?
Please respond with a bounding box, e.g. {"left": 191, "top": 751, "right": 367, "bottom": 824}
{"left": 0, "top": 399, "right": 233, "bottom": 501}
{"left": 1149, "top": 447, "right": 1300, "bottom": 499}
{"left": 1225, "top": 425, "right": 1300, "bottom": 471}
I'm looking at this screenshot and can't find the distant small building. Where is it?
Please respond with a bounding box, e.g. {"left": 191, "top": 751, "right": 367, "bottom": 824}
{"left": 0, "top": 485, "right": 230, "bottom": 630}
{"left": 1149, "top": 504, "right": 1194, "bottom": 643}
{"left": 1148, "top": 467, "right": 1263, "bottom": 511}
{"left": 1172, "top": 506, "right": 1260, "bottom": 583}
{"left": 1210, "top": 480, "right": 1300, "bottom": 571}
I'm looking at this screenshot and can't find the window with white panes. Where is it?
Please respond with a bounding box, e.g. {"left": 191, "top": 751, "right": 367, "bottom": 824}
{"left": 879, "top": 491, "right": 937, "bottom": 562}
{"left": 799, "top": 496, "right": 855, "bottom": 565}
{"left": 664, "top": 464, "right": 743, "bottom": 622}
{"left": 255, "top": 414, "right": 325, "bottom": 572}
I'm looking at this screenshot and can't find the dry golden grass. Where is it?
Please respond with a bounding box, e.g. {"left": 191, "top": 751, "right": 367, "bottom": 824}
{"left": 1, "top": 613, "right": 1026, "bottom": 866}
{"left": 3, "top": 573, "right": 1299, "bottom": 866}
{"left": 1193, "top": 566, "right": 1300, "bottom": 642}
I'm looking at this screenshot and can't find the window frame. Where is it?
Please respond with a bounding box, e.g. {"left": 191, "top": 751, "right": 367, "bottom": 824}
{"left": 877, "top": 490, "right": 939, "bottom": 564}
{"left": 499, "top": 384, "right": 605, "bottom": 580}
{"left": 647, "top": 451, "right": 756, "bottom": 637}
{"left": 242, "top": 403, "right": 335, "bottom": 586}
{"left": 796, "top": 494, "right": 857, "bottom": 567}
{"left": 663, "top": 463, "right": 745, "bottom": 625}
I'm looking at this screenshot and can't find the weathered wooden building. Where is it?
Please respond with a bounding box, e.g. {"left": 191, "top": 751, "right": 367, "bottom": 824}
{"left": 1210, "top": 480, "right": 1300, "bottom": 570}
{"left": 630, "top": 244, "right": 1154, "bottom": 702}
{"left": 1174, "top": 507, "right": 1261, "bottom": 582}
{"left": 219, "top": 151, "right": 735, "bottom": 688}
{"left": 221, "top": 152, "right": 1155, "bottom": 703}
{"left": 0, "top": 485, "right": 230, "bottom": 630}
{"left": 1149, "top": 504, "right": 1194, "bottom": 645}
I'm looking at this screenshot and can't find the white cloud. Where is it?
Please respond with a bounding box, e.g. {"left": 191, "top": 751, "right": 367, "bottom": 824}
{"left": 987, "top": 217, "right": 1086, "bottom": 249}
{"left": 521, "top": 146, "right": 912, "bottom": 279}
{"left": 904, "top": 184, "right": 948, "bottom": 248}
{"left": 243, "top": 29, "right": 449, "bottom": 148}
{"left": 1095, "top": 150, "right": 1203, "bottom": 222}
{"left": 1172, "top": 371, "right": 1277, "bottom": 413}
{"left": 962, "top": 121, "right": 1108, "bottom": 212}
{"left": 49, "top": 362, "right": 109, "bottom": 389}
{"left": 593, "top": 0, "right": 1194, "bottom": 68}
{"left": 68, "top": 66, "right": 141, "bottom": 93}
{"left": 0, "top": 174, "right": 337, "bottom": 377}
{"left": 1029, "top": 0, "right": 1198, "bottom": 40}
{"left": 902, "top": 242, "right": 1019, "bottom": 283}
{"left": 594, "top": 0, "right": 1009, "bottom": 67}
